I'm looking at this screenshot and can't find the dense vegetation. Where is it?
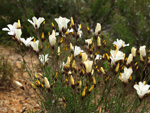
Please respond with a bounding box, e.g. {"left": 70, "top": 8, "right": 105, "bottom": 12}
{"left": 1, "top": 0, "right": 150, "bottom": 48}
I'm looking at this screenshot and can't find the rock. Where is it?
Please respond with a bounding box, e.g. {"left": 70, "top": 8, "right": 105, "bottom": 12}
{"left": 16, "top": 61, "right": 22, "bottom": 69}
{"left": 34, "top": 104, "right": 40, "bottom": 109}
{"left": 23, "top": 72, "right": 29, "bottom": 78}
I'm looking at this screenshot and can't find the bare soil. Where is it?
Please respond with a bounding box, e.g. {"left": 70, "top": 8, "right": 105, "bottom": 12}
{"left": 0, "top": 45, "right": 41, "bottom": 113}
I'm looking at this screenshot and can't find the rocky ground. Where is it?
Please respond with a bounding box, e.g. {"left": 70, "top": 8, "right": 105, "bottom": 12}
{"left": 0, "top": 45, "right": 41, "bottom": 113}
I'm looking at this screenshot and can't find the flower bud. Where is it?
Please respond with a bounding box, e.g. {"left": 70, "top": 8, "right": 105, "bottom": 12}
{"left": 139, "top": 45, "right": 146, "bottom": 57}
{"left": 92, "top": 76, "right": 96, "bottom": 86}
{"left": 44, "top": 77, "right": 50, "bottom": 89}
{"left": 131, "top": 47, "right": 137, "bottom": 57}
{"left": 115, "top": 63, "right": 120, "bottom": 72}
{"left": 89, "top": 85, "right": 94, "bottom": 92}
{"left": 70, "top": 75, "right": 75, "bottom": 86}
{"left": 82, "top": 87, "right": 87, "bottom": 99}
{"left": 100, "top": 67, "right": 106, "bottom": 75}
{"left": 126, "top": 54, "right": 133, "bottom": 65}
{"left": 97, "top": 36, "right": 101, "bottom": 47}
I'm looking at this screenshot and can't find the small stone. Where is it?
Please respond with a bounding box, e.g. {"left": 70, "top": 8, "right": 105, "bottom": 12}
{"left": 15, "top": 61, "right": 22, "bottom": 69}
{"left": 34, "top": 104, "right": 40, "bottom": 109}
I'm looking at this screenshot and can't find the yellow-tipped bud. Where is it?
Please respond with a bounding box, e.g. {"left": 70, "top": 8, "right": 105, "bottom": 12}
{"left": 36, "top": 80, "right": 40, "bottom": 86}
{"left": 115, "top": 63, "right": 120, "bottom": 72}
{"left": 134, "top": 62, "right": 138, "bottom": 66}
{"left": 102, "top": 54, "right": 105, "bottom": 59}
{"left": 17, "top": 20, "right": 21, "bottom": 28}
{"left": 100, "top": 67, "right": 106, "bottom": 74}
{"left": 66, "top": 79, "right": 69, "bottom": 84}
{"left": 72, "top": 32, "right": 75, "bottom": 35}
{"left": 31, "top": 83, "right": 36, "bottom": 89}
{"left": 70, "top": 75, "right": 74, "bottom": 85}
{"left": 51, "top": 22, "right": 55, "bottom": 28}
{"left": 97, "top": 36, "right": 101, "bottom": 47}
{"left": 89, "top": 85, "right": 94, "bottom": 92}
{"left": 63, "top": 96, "right": 66, "bottom": 102}
{"left": 105, "top": 76, "right": 109, "bottom": 82}
{"left": 79, "top": 24, "right": 82, "bottom": 29}
{"left": 72, "top": 60, "right": 76, "bottom": 68}
{"left": 92, "top": 76, "right": 96, "bottom": 85}
{"left": 40, "top": 45, "right": 43, "bottom": 49}
{"left": 82, "top": 87, "right": 87, "bottom": 97}
{"left": 55, "top": 72, "right": 58, "bottom": 78}
{"left": 41, "top": 32, "right": 44, "bottom": 39}
{"left": 81, "top": 69, "right": 85, "bottom": 75}
{"left": 35, "top": 74, "right": 38, "bottom": 78}
{"left": 78, "top": 81, "right": 82, "bottom": 88}
{"left": 50, "top": 83, "right": 54, "bottom": 88}
{"left": 41, "top": 84, "right": 44, "bottom": 88}
{"left": 70, "top": 53, "right": 73, "bottom": 61}
{"left": 105, "top": 53, "right": 110, "bottom": 60}
{"left": 70, "top": 17, "right": 74, "bottom": 27}
{"left": 65, "top": 29, "right": 69, "bottom": 35}
{"left": 87, "top": 27, "right": 90, "bottom": 31}
{"left": 143, "top": 81, "right": 146, "bottom": 85}
{"left": 129, "top": 76, "right": 132, "bottom": 81}
{"left": 43, "top": 21, "right": 45, "bottom": 25}
{"left": 48, "top": 32, "right": 50, "bottom": 36}
{"left": 121, "top": 66, "right": 125, "bottom": 70}
{"left": 38, "top": 73, "right": 43, "bottom": 77}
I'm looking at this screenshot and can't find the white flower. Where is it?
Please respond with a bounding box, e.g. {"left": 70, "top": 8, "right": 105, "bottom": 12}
{"left": 139, "top": 45, "right": 146, "bottom": 57}
{"left": 110, "top": 49, "right": 125, "bottom": 65}
{"left": 39, "top": 54, "right": 49, "bottom": 65}
{"left": 54, "top": 16, "right": 70, "bottom": 31}
{"left": 30, "top": 40, "right": 39, "bottom": 52}
{"left": 49, "top": 30, "right": 56, "bottom": 47}
{"left": 84, "top": 60, "right": 93, "bottom": 73}
{"left": 119, "top": 67, "right": 133, "bottom": 83}
{"left": 20, "top": 37, "right": 34, "bottom": 47}
{"left": 95, "top": 54, "right": 102, "bottom": 60}
{"left": 85, "top": 37, "right": 93, "bottom": 47}
{"left": 134, "top": 81, "right": 150, "bottom": 98}
{"left": 73, "top": 46, "right": 84, "bottom": 57}
{"left": 126, "top": 54, "right": 133, "bottom": 65}
{"left": 77, "top": 24, "right": 83, "bottom": 38}
{"left": 2, "top": 22, "right": 17, "bottom": 35}
{"left": 113, "top": 39, "right": 129, "bottom": 49}
{"left": 131, "top": 47, "right": 137, "bottom": 57}
{"left": 44, "top": 77, "right": 50, "bottom": 89}
{"left": 68, "top": 28, "right": 74, "bottom": 33}
{"left": 15, "top": 29, "right": 22, "bottom": 41}
{"left": 28, "top": 16, "right": 45, "bottom": 29}
{"left": 95, "top": 23, "right": 101, "bottom": 35}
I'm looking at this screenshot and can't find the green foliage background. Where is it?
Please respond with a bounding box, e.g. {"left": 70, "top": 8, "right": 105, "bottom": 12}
{"left": 0, "top": 0, "right": 150, "bottom": 49}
